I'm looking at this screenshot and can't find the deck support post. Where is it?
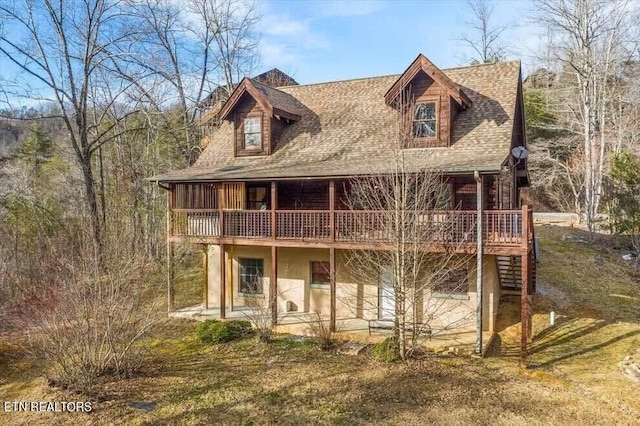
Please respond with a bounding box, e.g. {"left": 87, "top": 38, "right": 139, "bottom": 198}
{"left": 218, "top": 185, "right": 225, "bottom": 237}
{"left": 475, "top": 171, "right": 483, "bottom": 355}
{"left": 167, "top": 190, "right": 175, "bottom": 313}
{"left": 220, "top": 243, "right": 226, "bottom": 319}
{"left": 167, "top": 242, "right": 174, "bottom": 312}
{"left": 521, "top": 205, "right": 529, "bottom": 367}
{"left": 271, "top": 245, "right": 278, "bottom": 326}
{"left": 329, "top": 180, "right": 337, "bottom": 332}
{"left": 330, "top": 247, "right": 336, "bottom": 332}
{"left": 271, "top": 181, "right": 277, "bottom": 239}
{"left": 329, "top": 180, "right": 335, "bottom": 242}
{"left": 202, "top": 245, "right": 208, "bottom": 309}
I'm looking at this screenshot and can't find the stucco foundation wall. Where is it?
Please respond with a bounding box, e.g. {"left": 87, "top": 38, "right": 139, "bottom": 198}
{"left": 484, "top": 256, "right": 501, "bottom": 332}
{"left": 227, "top": 246, "right": 273, "bottom": 311}
{"left": 438, "top": 254, "right": 500, "bottom": 332}
{"left": 335, "top": 251, "right": 379, "bottom": 320}
{"left": 411, "top": 255, "right": 475, "bottom": 332}
{"left": 207, "top": 244, "right": 221, "bottom": 309}
{"left": 207, "top": 246, "right": 501, "bottom": 331}
{"left": 276, "top": 247, "right": 327, "bottom": 314}
{"left": 211, "top": 246, "right": 334, "bottom": 313}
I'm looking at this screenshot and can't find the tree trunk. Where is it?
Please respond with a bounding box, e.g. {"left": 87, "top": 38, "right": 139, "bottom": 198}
{"left": 80, "top": 148, "right": 102, "bottom": 262}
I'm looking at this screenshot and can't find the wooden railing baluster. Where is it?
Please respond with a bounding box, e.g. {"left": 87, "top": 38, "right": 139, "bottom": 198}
{"left": 169, "top": 209, "right": 525, "bottom": 246}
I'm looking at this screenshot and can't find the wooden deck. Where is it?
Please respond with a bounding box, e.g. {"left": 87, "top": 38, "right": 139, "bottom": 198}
{"left": 169, "top": 207, "right": 532, "bottom": 254}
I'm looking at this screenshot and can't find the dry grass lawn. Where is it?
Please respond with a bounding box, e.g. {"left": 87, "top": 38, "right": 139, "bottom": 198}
{"left": 1, "top": 225, "right": 639, "bottom": 425}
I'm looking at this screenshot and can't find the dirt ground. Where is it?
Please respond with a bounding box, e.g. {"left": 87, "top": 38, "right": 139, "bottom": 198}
{"left": 1, "top": 225, "right": 639, "bottom": 425}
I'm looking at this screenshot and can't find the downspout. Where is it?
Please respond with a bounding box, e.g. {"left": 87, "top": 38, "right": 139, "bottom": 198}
{"left": 475, "top": 170, "right": 483, "bottom": 355}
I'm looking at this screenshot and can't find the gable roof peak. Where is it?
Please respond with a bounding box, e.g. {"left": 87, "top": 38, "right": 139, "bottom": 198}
{"left": 385, "top": 53, "right": 473, "bottom": 109}
{"left": 218, "top": 77, "right": 302, "bottom": 122}
{"left": 253, "top": 68, "right": 299, "bottom": 87}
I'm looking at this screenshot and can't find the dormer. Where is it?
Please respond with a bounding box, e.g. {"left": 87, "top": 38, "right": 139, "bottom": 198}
{"left": 218, "top": 78, "right": 302, "bottom": 157}
{"left": 385, "top": 54, "right": 472, "bottom": 148}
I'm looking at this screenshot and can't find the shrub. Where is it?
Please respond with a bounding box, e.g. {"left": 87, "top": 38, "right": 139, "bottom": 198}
{"left": 243, "top": 293, "right": 276, "bottom": 343}
{"left": 195, "top": 320, "right": 252, "bottom": 344}
{"left": 14, "top": 247, "right": 162, "bottom": 395}
{"left": 307, "top": 312, "right": 339, "bottom": 350}
{"left": 372, "top": 336, "right": 400, "bottom": 362}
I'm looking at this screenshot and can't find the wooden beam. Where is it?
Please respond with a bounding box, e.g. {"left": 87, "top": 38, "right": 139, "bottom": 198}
{"left": 475, "top": 171, "right": 483, "bottom": 355}
{"left": 521, "top": 205, "right": 529, "bottom": 366}
{"left": 220, "top": 244, "right": 226, "bottom": 319}
{"left": 168, "top": 236, "right": 525, "bottom": 255}
{"left": 167, "top": 193, "right": 175, "bottom": 312}
{"left": 167, "top": 242, "right": 174, "bottom": 313}
{"left": 218, "top": 185, "right": 225, "bottom": 237}
{"left": 330, "top": 247, "right": 336, "bottom": 332}
{"left": 329, "top": 180, "right": 335, "bottom": 243}
{"left": 202, "top": 245, "right": 208, "bottom": 309}
{"left": 272, "top": 107, "right": 301, "bottom": 122}
{"left": 521, "top": 247, "right": 529, "bottom": 367}
{"left": 271, "top": 245, "right": 278, "bottom": 326}
{"left": 271, "top": 181, "right": 277, "bottom": 240}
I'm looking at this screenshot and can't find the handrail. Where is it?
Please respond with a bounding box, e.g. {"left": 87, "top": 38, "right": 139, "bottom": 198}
{"left": 172, "top": 208, "right": 219, "bottom": 213}
{"left": 170, "top": 209, "right": 526, "bottom": 245}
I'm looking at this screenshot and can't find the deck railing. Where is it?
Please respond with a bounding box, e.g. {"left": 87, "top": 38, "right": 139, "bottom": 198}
{"left": 172, "top": 209, "right": 220, "bottom": 237}
{"left": 276, "top": 211, "right": 331, "bottom": 240}
{"left": 225, "top": 210, "right": 272, "bottom": 238}
{"left": 171, "top": 208, "right": 526, "bottom": 246}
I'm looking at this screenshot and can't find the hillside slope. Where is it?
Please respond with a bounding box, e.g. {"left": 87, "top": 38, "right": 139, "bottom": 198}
{"left": 495, "top": 224, "right": 640, "bottom": 418}
{"left": 1, "top": 224, "right": 638, "bottom": 425}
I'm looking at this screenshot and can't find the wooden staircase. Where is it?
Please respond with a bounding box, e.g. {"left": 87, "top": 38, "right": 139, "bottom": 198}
{"left": 496, "top": 252, "right": 537, "bottom": 292}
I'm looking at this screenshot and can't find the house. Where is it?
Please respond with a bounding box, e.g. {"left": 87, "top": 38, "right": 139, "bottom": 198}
{"left": 152, "top": 54, "right": 536, "bottom": 359}
{"left": 199, "top": 68, "right": 298, "bottom": 130}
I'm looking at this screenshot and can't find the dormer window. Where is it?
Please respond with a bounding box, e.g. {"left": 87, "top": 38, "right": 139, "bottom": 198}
{"left": 243, "top": 117, "right": 262, "bottom": 149}
{"left": 386, "top": 54, "right": 472, "bottom": 148}
{"left": 413, "top": 102, "right": 437, "bottom": 138}
{"left": 217, "top": 78, "right": 302, "bottom": 156}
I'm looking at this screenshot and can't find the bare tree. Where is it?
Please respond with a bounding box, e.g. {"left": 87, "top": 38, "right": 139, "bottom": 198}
{"left": 191, "top": 0, "right": 260, "bottom": 98}
{"left": 529, "top": 136, "right": 585, "bottom": 213}
{"left": 10, "top": 223, "right": 162, "bottom": 394}
{"left": 241, "top": 271, "right": 278, "bottom": 343}
{"left": 0, "top": 1, "right": 139, "bottom": 257}
{"left": 121, "top": 0, "right": 260, "bottom": 164}
{"left": 532, "top": 0, "right": 637, "bottom": 232}
{"left": 342, "top": 92, "right": 474, "bottom": 360}
{"left": 459, "top": 0, "right": 509, "bottom": 64}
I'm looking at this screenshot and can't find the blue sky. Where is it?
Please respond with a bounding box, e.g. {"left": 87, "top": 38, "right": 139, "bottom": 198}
{"left": 0, "top": 0, "right": 542, "bottom": 109}
{"left": 258, "top": 0, "right": 541, "bottom": 84}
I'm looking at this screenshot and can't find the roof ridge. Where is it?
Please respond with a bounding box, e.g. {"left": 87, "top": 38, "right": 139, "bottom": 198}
{"left": 442, "top": 59, "right": 521, "bottom": 72}
{"left": 249, "top": 77, "right": 294, "bottom": 94}
{"left": 277, "top": 74, "right": 400, "bottom": 90}
{"left": 277, "top": 60, "right": 520, "bottom": 90}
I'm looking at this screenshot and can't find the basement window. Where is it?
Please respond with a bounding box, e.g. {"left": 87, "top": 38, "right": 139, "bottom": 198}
{"left": 310, "top": 261, "right": 331, "bottom": 287}
{"left": 239, "top": 258, "right": 264, "bottom": 294}
{"left": 413, "top": 102, "right": 437, "bottom": 138}
{"left": 433, "top": 268, "right": 469, "bottom": 298}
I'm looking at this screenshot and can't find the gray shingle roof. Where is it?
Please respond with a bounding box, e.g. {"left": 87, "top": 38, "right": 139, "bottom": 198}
{"left": 249, "top": 79, "right": 304, "bottom": 118}
{"left": 153, "top": 60, "right": 521, "bottom": 182}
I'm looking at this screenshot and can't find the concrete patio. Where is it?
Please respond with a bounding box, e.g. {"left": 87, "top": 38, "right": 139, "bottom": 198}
{"left": 170, "top": 305, "right": 494, "bottom": 355}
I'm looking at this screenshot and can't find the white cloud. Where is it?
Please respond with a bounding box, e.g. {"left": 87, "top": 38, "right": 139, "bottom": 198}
{"left": 257, "top": 9, "right": 329, "bottom": 72}
{"left": 259, "top": 13, "right": 328, "bottom": 49}
{"left": 260, "top": 40, "right": 299, "bottom": 67}
{"left": 261, "top": 14, "right": 309, "bottom": 37}
{"left": 314, "top": 0, "right": 385, "bottom": 17}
